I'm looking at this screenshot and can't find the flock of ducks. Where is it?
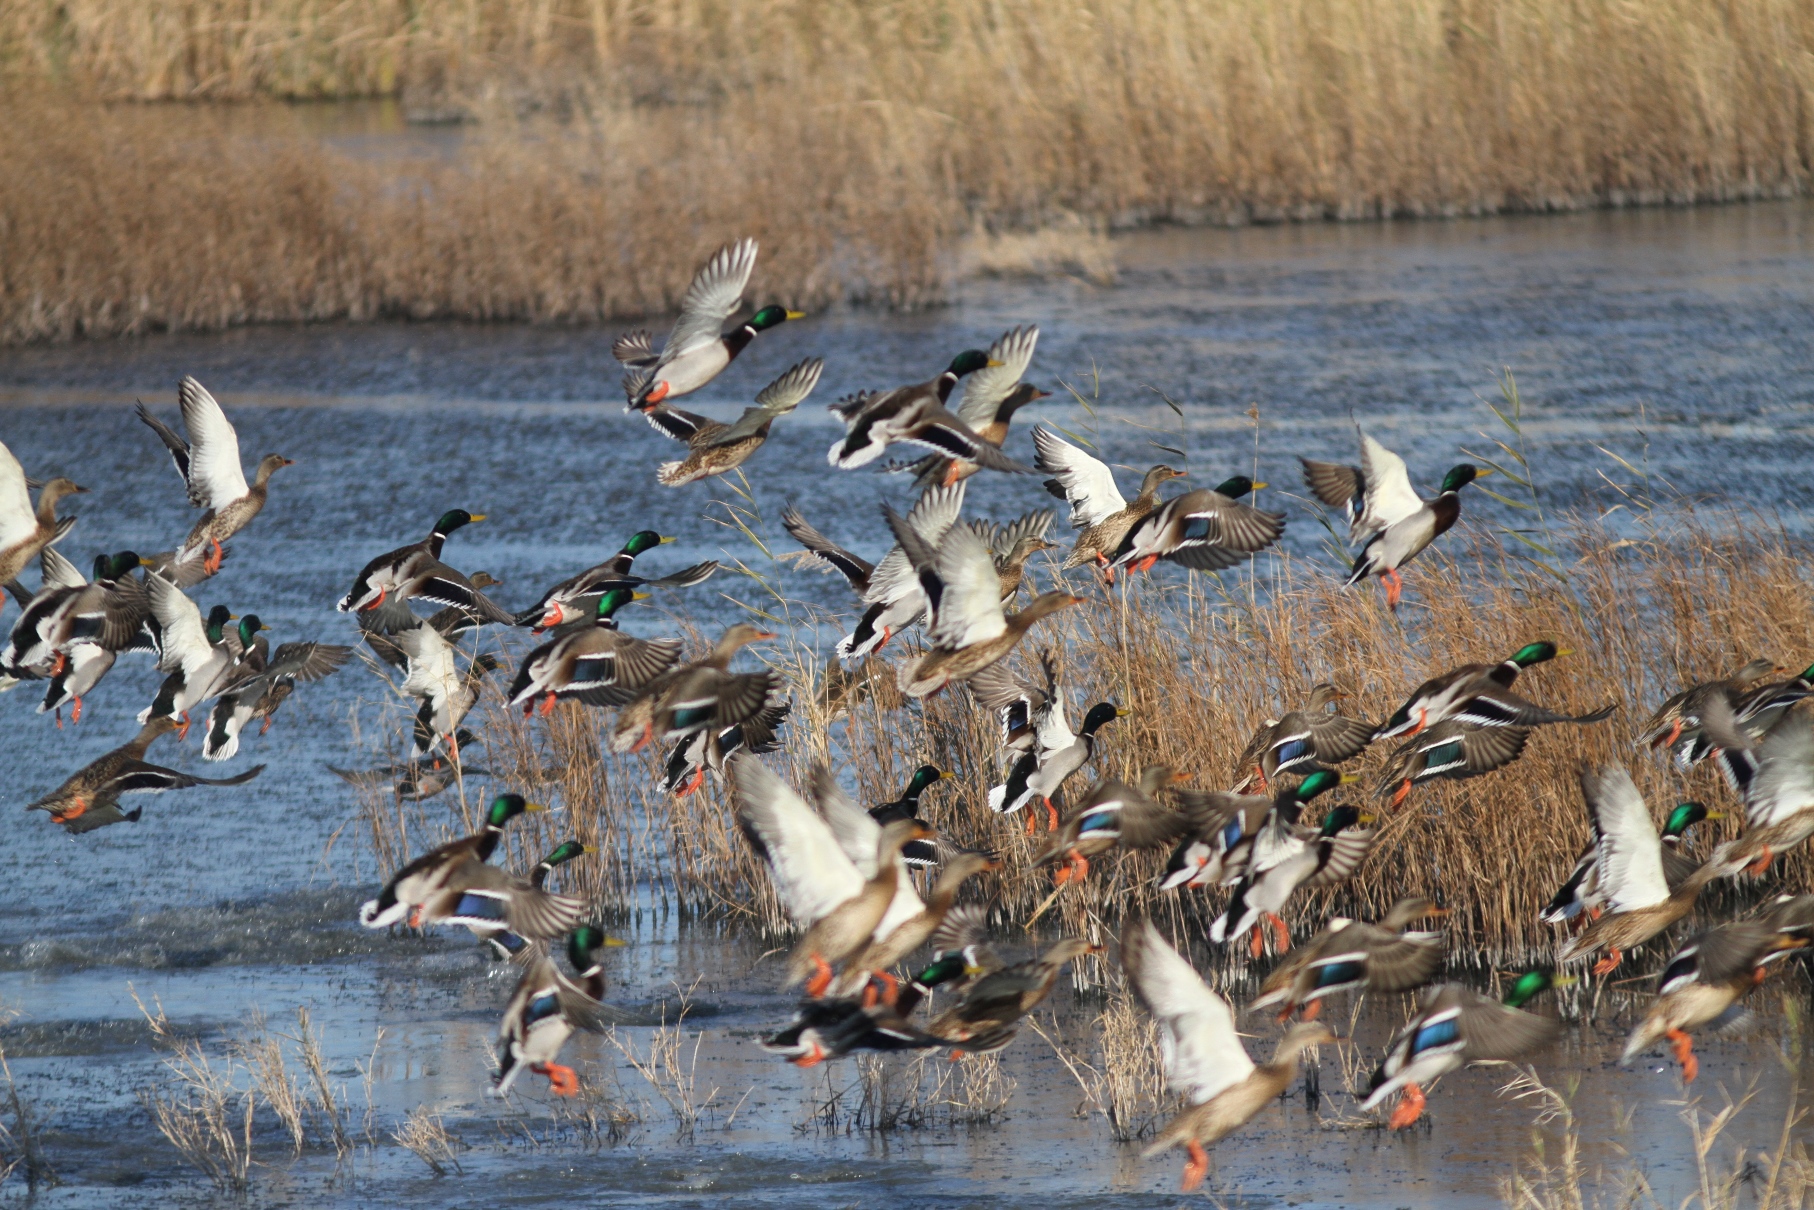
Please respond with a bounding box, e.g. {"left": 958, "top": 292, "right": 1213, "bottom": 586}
{"left": 12, "top": 237, "right": 1814, "bottom": 1192}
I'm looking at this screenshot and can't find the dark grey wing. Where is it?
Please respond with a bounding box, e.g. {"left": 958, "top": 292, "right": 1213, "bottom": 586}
{"left": 637, "top": 560, "right": 721, "bottom": 589}
{"left": 612, "top": 328, "right": 658, "bottom": 367}
{"left": 555, "top": 979, "right": 660, "bottom": 1029}
{"left": 1117, "top": 799, "right": 1193, "bottom": 850}
{"left": 1300, "top": 458, "right": 1364, "bottom": 511}
{"left": 1174, "top": 789, "right": 1250, "bottom": 838}
{"left": 644, "top": 405, "right": 710, "bottom": 443}
{"left": 966, "top": 657, "right": 1038, "bottom": 714}
{"left": 60, "top": 803, "right": 143, "bottom": 834}
{"left": 1164, "top": 499, "right": 1288, "bottom": 571}
{"left": 713, "top": 670, "right": 782, "bottom": 728}
{"left": 782, "top": 506, "right": 874, "bottom": 591}
{"left": 1353, "top": 933, "right": 1446, "bottom": 993}
{"left": 1459, "top": 724, "right": 1533, "bottom": 772}
{"left": 134, "top": 404, "right": 195, "bottom": 501}
{"left": 929, "top": 902, "right": 990, "bottom": 955}
{"left": 1307, "top": 714, "right": 1379, "bottom": 762}
{"left": 1458, "top": 999, "right": 1562, "bottom": 1061}
{"left": 1454, "top": 689, "right": 1618, "bottom": 729}
{"left": 1690, "top": 922, "right": 1785, "bottom": 986}
{"left": 266, "top": 642, "right": 355, "bottom": 683}
{"left": 1305, "top": 828, "right": 1376, "bottom": 886}
{"left": 105, "top": 761, "right": 265, "bottom": 795}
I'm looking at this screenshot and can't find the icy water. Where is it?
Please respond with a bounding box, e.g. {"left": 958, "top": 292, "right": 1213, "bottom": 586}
{"left": 1, "top": 200, "right": 1813, "bottom": 1206}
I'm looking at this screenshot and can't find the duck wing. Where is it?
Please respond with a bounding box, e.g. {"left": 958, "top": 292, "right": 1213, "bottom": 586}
{"left": 731, "top": 754, "right": 867, "bottom": 928}
{"left": 1122, "top": 919, "right": 1255, "bottom": 1105}
{"left": 781, "top": 506, "right": 874, "bottom": 592}
{"left": 711, "top": 358, "right": 825, "bottom": 445}
{"left": 612, "top": 328, "right": 657, "bottom": 367}
{"left": 1456, "top": 993, "right": 1561, "bottom": 1061}
{"left": 1032, "top": 426, "right": 1125, "bottom": 528}
{"left": 177, "top": 377, "right": 250, "bottom": 510}
{"left": 1356, "top": 434, "right": 1425, "bottom": 536}
{"left": 662, "top": 238, "right": 758, "bottom": 362}
{"left": 0, "top": 443, "right": 37, "bottom": 552}
{"left": 954, "top": 326, "right": 1038, "bottom": 429}
{"left": 644, "top": 405, "right": 713, "bottom": 443}
{"left": 1742, "top": 714, "right": 1814, "bottom": 828}
{"left": 895, "top": 515, "right": 1006, "bottom": 649}
{"left": 1583, "top": 763, "right": 1671, "bottom": 912}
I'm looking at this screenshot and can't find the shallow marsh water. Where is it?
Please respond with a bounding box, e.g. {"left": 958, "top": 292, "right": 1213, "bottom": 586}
{"left": 1, "top": 200, "right": 1813, "bottom": 1205}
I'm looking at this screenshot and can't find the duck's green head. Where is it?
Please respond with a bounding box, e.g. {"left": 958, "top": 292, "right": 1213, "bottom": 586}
{"left": 485, "top": 793, "right": 546, "bottom": 827}
{"left": 595, "top": 587, "right": 650, "bottom": 619}
{"left": 236, "top": 615, "right": 269, "bottom": 647}
{"left": 434, "top": 509, "right": 485, "bottom": 536}
{"left": 748, "top": 305, "right": 805, "bottom": 332}
{"left": 566, "top": 925, "right": 625, "bottom": 971}
{"left": 622, "top": 530, "right": 674, "bottom": 557}
{"left": 914, "top": 949, "right": 984, "bottom": 989}
{"left": 204, "top": 605, "right": 236, "bottom": 644}
{"left": 1081, "top": 702, "right": 1130, "bottom": 735}
{"left": 1294, "top": 769, "right": 1355, "bottom": 803}
{"left": 1503, "top": 968, "right": 1572, "bottom": 1008}
{"left": 1439, "top": 464, "right": 1490, "bottom": 493}
{"left": 1663, "top": 801, "right": 1720, "bottom": 837}
{"left": 945, "top": 349, "right": 1002, "bottom": 378}
{"left": 1508, "top": 641, "right": 1568, "bottom": 668}
{"left": 908, "top": 765, "right": 955, "bottom": 795}
{"left": 1212, "top": 475, "right": 1266, "bottom": 500}
{"left": 95, "top": 551, "right": 142, "bottom": 581}
{"left": 542, "top": 840, "right": 596, "bottom": 868}
{"left": 1797, "top": 660, "right": 1814, "bottom": 684}
{"left": 1317, "top": 805, "right": 1375, "bottom": 835}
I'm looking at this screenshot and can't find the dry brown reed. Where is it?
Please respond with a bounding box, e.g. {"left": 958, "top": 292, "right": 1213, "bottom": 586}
{"left": 3, "top": 0, "right": 1812, "bottom": 342}
{"left": 1030, "top": 979, "right": 1168, "bottom": 1141}
{"left": 391, "top": 1105, "right": 463, "bottom": 1176}
{"left": 0, "top": 1005, "right": 52, "bottom": 1192}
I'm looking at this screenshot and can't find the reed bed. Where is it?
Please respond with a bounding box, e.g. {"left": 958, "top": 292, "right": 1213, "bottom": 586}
{"left": 3, "top": 0, "right": 1812, "bottom": 342}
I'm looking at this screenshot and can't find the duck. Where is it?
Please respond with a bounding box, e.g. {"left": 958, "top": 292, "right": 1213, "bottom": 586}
{"left": 1246, "top": 897, "right": 1448, "bottom": 1020}
{"left": 493, "top": 927, "right": 647, "bottom": 1096}
{"left": 609, "top": 622, "right": 780, "bottom": 753}
{"left": 731, "top": 756, "right": 935, "bottom": 996}
{"left": 762, "top": 997, "right": 951, "bottom": 1067}
{"left": 1231, "top": 683, "right": 1378, "bottom": 792}
{"left": 1159, "top": 769, "right": 1354, "bottom": 892}
{"left": 1379, "top": 641, "right": 1614, "bottom": 739}
{"left": 1620, "top": 915, "right": 1810, "bottom": 1084}
{"left": 827, "top": 350, "right": 1035, "bottom": 474}
{"left": 399, "top": 625, "right": 501, "bottom": 761}
{"left": 884, "top": 502, "right": 1082, "bottom": 698}
{"left": 970, "top": 652, "right": 1126, "bottom": 830}
{"left": 1717, "top": 708, "right": 1814, "bottom": 875}
{"left": 136, "top": 575, "right": 245, "bottom": 737}
{"left": 483, "top": 841, "right": 599, "bottom": 958}
{"left": 896, "top": 326, "right": 1047, "bottom": 488}
{"left": 336, "top": 509, "right": 508, "bottom": 621}
{"left": 1122, "top": 919, "right": 1336, "bottom": 1192}
{"left": 1374, "top": 719, "right": 1533, "bottom": 808}
{"left": 1724, "top": 660, "right": 1814, "bottom": 750}
{"left": 1208, "top": 805, "right": 1377, "bottom": 954}
{"left": 643, "top": 357, "right": 823, "bottom": 486}
{"left": 0, "top": 442, "right": 84, "bottom": 598}
{"left": 965, "top": 509, "right": 1057, "bottom": 602}
{"left": 327, "top": 733, "right": 487, "bottom": 804}
{"left": 505, "top": 587, "right": 684, "bottom": 717}
{"left": 867, "top": 765, "right": 957, "bottom": 867}
{"left": 28, "top": 715, "right": 266, "bottom": 833}
{"left": 359, "top": 793, "right": 585, "bottom": 939}
{"left": 135, "top": 378, "right": 292, "bottom": 578}
{"left": 38, "top": 553, "right": 158, "bottom": 722}
{"left": 2, "top": 548, "right": 110, "bottom": 672}
{"left": 888, "top": 903, "right": 998, "bottom": 1017}
{"left": 615, "top": 239, "right": 803, "bottom": 409}
{"left": 1556, "top": 764, "right": 1736, "bottom": 976}
{"left": 201, "top": 637, "right": 353, "bottom": 760}
{"left": 1033, "top": 425, "right": 1186, "bottom": 572}
{"left": 1034, "top": 765, "right": 1194, "bottom": 887}
{"left": 518, "top": 531, "right": 718, "bottom": 631}
{"left": 1106, "top": 478, "right": 1285, "bottom": 580}
{"left": 926, "top": 935, "right": 1103, "bottom": 1056}
{"left": 1300, "top": 434, "right": 1490, "bottom": 609}
{"left": 1540, "top": 800, "right": 1721, "bottom": 924}
{"left": 1361, "top": 970, "right": 1568, "bottom": 1128}
{"left": 1636, "top": 657, "right": 1781, "bottom": 763}
{"left": 659, "top": 701, "right": 792, "bottom": 798}
{"left": 833, "top": 851, "right": 1000, "bottom": 1000}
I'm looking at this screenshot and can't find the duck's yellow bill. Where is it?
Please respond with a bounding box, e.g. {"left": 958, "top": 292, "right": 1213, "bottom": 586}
{"left": 524, "top": 801, "right": 549, "bottom": 813}
{"left": 785, "top": 310, "right": 807, "bottom": 320}
{"left": 1251, "top": 481, "right": 1269, "bottom": 490}
{"left": 469, "top": 513, "right": 489, "bottom": 522}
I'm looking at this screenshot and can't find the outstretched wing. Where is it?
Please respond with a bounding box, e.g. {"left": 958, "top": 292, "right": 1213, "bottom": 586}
{"left": 782, "top": 506, "right": 875, "bottom": 591}
{"left": 1122, "top": 919, "right": 1254, "bottom": 1104}
{"left": 1583, "top": 764, "right": 1670, "bottom": 912}
{"left": 731, "top": 754, "right": 865, "bottom": 928}
{"left": 265, "top": 642, "right": 355, "bottom": 683}
{"left": 663, "top": 238, "right": 758, "bottom": 360}
{"left": 1358, "top": 433, "right": 1423, "bottom": 534}
{"left": 178, "top": 377, "right": 250, "bottom": 511}
{"left": 955, "top": 326, "right": 1038, "bottom": 429}
{"left": 1033, "top": 426, "right": 1125, "bottom": 528}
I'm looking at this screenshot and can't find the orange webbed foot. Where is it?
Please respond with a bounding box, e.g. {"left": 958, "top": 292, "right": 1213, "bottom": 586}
{"left": 1746, "top": 847, "right": 1775, "bottom": 876}
{"left": 1668, "top": 1028, "right": 1698, "bottom": 1083}
{"left": 1044, "top": 798, "right": 1060, "bottom": 832}
{"left": 1249, "top": 927, "right": 1265, "bottom": 959}
{"left": 1266, "top": 912, "right": 1291, "bottom": 953}
{"left": 1181, "top": 1140, "right": 1209, "bottom": 1192}
{"left": 175, "top": 712, "right": 192, "bottom": 742}
{"left": 792, "top": 1043, "right": 827, "bottom": 1068}
{"left": 545, "top": 1062, "right": 580, "bottom": 1096}
{"left": 1388, "top": 1082, "right": 1426, "bottom": 1130}
{"left": 538, "top": 693, "right": 557, "bottom": 717}
{"left": 804, "top": 954, "right": 834, "bottom": 999}
{"left": 1591, "top": 947, "right": 1622, "bottom": 978}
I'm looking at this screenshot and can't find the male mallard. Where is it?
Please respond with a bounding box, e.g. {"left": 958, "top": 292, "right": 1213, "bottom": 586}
{"left": 1361, "top": 970, "right": 1567, "bottom": 1128}
{"left": 1033, "top": 425, "right": 1186, "bottom": 572}
{"left": 359, "top": 793, "right": 585, "bottom": 939}
{"left": 1301, "top": 434, "right": 1490, "bottom": 609}
{"left": 609, "top": 622, "right": 779, "bottom": 753}
{"left": 1246, "top": 898, "right": 1447, "bottom": 1020}
{"left": 0, "top": 439, "right": 84, "bottom": 595}
{"left": 1636, "top": 657, "right": 1781, "bottom": 762}
{"left": 136, "top": 575, "right": 243, "bottom": 737}
{"left": 1717, "top": 709, "right": 1814, "bottom": 875}
{"left": 1380, "top": 641, "right": 1613, "bottom": 739}
{"left": 659, "top": 701, "right": 791, "bottom": 797}
{"left": 1556, "top": 765, "right": 1736, "bottom": 975}
{"left": 1159, "top": 770, "right": 1354, "bottom": 893}
{"left": 482, "top": 840, "right": 598, "bottom": 958}
{"left": 827, "top": 350, "right": 1034, "bottom": 474}
{"left": 926, "top": 934, "right": 1103, "bottom": 1056}
{"left": 616, "top": 239, "right": 803, "bottom": 409}
{"left": 505, "top": 587, "right": 684, "bottom": 717}
{"left": 1231, "top": 683, "right": 1377, "bottom": 792}
{"left": 518, "top": 529, "right": 718, "bottom": 631}
{"left": 336, "top": 509, "right": 508, "bottom": 621}
{"left": 493, "top": 927, "right": 645, "bottom": 1096}
{"left": 1034, "top": 765, "right": 1194, "bottom": 886}
{"left": 1122, "top": 919, "right": 1336, "bottom": 1193}
{"left": 398, "top": 624, "right": 500, "bottom": 759}
{"left": 897, "top": 326, "right": 1048, "bottom": 488}
{"left": 971, "top": 652, "right": 1126, "bottom": 830}
{"left": 1106, "top": 478, "right": 1285, "bottom": 580}
{"left": 201, "top": 637, "right": 352, "bottom": 760}
{"left": 1540, "top": 800, "right": 1721, "bottom": 924}
{"left": 37, "top": 552, "right": 158, "bottom": 722}
{"left": 1208, "top": 805, "right": 1377, "bottom": 953}
{"left": 28, "top": 715, "right": 264, "bottom": 833}
{"left": 890, "top": 903, "right": 997, "bottom": 1017}
{"left": 1374, "top": 719, "right": 1533, "bottom": 807}
{"left": 136, "top": 378, "right": 291, "bottom": 578}
{"left": 644, "top": 357, "right": 823, "bottom": 486}
{"left": 761, "top": 997, "right": 950, "bottom": 1067}
{"left": 868, "top": 765, "right": 957, "bottom": 867}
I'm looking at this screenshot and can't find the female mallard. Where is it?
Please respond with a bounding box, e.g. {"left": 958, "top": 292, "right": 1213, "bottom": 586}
{"left": 827, "top": 350, "right": 1034, "bottom": 474}
{"left": 1123, "top": 919, "right": 1336, "bottom": 1192}
{"left": 898, "top": 326, "right": 1047, "bottom": 488}
{"left": 1636, "top": 657, "right": 1780, "bottom": 760}
{"left": 1159, "top": 769, "right": 1353, "bottom": 893}
{"left": 644, "top": 357, "right": 823, "bottom": 486}
{"left": 0, "top": 441, "right": 84, "bottom": 596}
{"left": 201, "top": 637, "right": 352, "bottom": 760}
{"left": 1300, "top": 434, "right": 1490, "bottom": 609}
{"left": 1035, "top": 766, "right": 1194, "bottom": 886}
{"left": 1361, "top": 970, "right": 1567, "bottom": 1128}
{"left": 971, "top": 652, "right": 1126, "bottom": 831}
{"left": 616, "top": 239, "right": 803, "bottom": 409}
{"left": 135, "top": 378, "right": 292, "bottom": 578}
{"left": 885, "top": 503, "right": 1081, "bottom": 698}
{"left": 28, "top": 715, "right": 264, "bottom": 833}
{"left": 1540, "top": 800, "right": 1720, "bottom": 924}
{"left": 1374, "top": 719, "right": 1532, "bottom": 808}
{"left": 136, "top": 575, "right": 243, "bottom": 737}
{"left": 1033, "top": 425, "right": 1186, "bottom": 572}
{"left": 493, "top": 927, "right": 647, "bottom": 1096}
{"left": 519, "top": 529, "right": 718, "bottom": 631}
{"left": 731, "top": 756, "right": 934, "bottom": 997}
{"left": 505, "top": 587, "right": 684, "bottom": 717}
{"left": 659, "top": 702, "right": 791, "bottom": 797}
{"left": 1718, "top": 712, "right": 1814, "bottom": 875}
{"left": 1380, "top": 641, "right": 1614, "bottom": 738}
{"left": 1106, "top": 478, "right": 1285, "bottom": 580}
{"left": 336, "top": 509, "right": 508, "bottom": 621}
{"left": 1246, "top": 897, "right": 1447, "bottom": 1020}
{"left": 358, "top": 793, "right": 585, "bottom": 940}
{"left": 926, "top": 934, "right": 1103, "bottom": 1056}
{"left": 867, "top": 765, "right": 957, "bottom": 867}
{"left": 400, "top": 623, "right": 501, "bottom": 760}
{"left": 1556, "top": 765, "right": 1736, "bottom": 975}
{"left": 1208, "top": 805, "right": 1377, "bottom": 953}
{"left": 609, "top": 622, "right": 779, "bottom": 753}
{"left": 1232, "top": 683, "right": 1378, "bottom": 792}
{"left": 1726, "top": 661, "right": 1814, "bottom": 749}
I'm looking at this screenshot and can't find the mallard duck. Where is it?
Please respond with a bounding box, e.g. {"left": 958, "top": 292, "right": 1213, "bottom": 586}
{"left": 1374, "top": 720, "right": 1532, "bottom": 808}
{"left": 1231, "top": 683, "right": 1378, "bottom": 792}
{"left": 1556, "top": 765, "right": 1736, "bottom": 976}
{"left": 135, "top": 575, "right": 244, "bottom": 737}
{"left": 828, "top": 350, "right": 1035, "bottom": 475}
{"left": 0, "top": 440, "right": 84, "bottom": 595}
{"left": 1301, "top": 434, "right": 1490, "bottom": 609}
{"left": 135, "top": 378, "right": 291, "bottom": 578}
{"left": 2, "top": 549, "right": 119, "bottom": 671}
{"left": 616, "top": 239, "right": 803, "bottom": 409}
{"left": 896, "top": 326, "right": 1047, "bottom": 488}
{"left": 1718, "top": 709, "right": 1814, "bottom": 875}
{"left": 966, "top": 509, "right": 1057, "bottom": 602}
{"left": 761, "top": 997, "right": 950, "bottom": 1067}
{"left": 483, "top": 841, "right": 599, "bottom": 958}
{"left": 493, "top": 927, "right": 646, "bottom": 1096}
{"left": 731, "top": 756, "right": 934, "bottom": 996}
{"left": 1209, "top": 805, "right": 1377, "bottom": 952}
{"left": 39, "top": 552, "right": 158, "bottom": 721}
{"left": 359, "top": 793, "right": 584, "bottom": 939}
{"left": 399, "top": 623, "right": 501, "bottom": 760}
{"left": 505, "top": 588, "right": 684, "bottom": 717}
{"left": 926, "top": 935, "right": 1103, "bottom": 1056}
{"left": 867, "top": 765, "right": 957, "bottom": 867}
{"left": 1033, "top": 425, "right": 1186, "bottom": 571}
{"left": 517, "top": 530, "right": 718, "bottom": 631}
{"left": 1159, "top": 770, "right": 1354, "bottom": 892}
{"left": 1106, "top": 478, "right": 1285, "bottom": 580}
{"left": 644, "top": 357, "right": 823, "bottom": 486}
{"left": 28, "top": 715, "right": 265, "bottom": 833}
{"left": 1246, "top": 898, "right": 1448, "bottom": 1020}
{"left": 834, "top": 851, "right": 999, "bottom": 999}
{"left": 1122, "top": 919, "right": 1335, "bottom": 1192}
{"left": 336, "top": 509, "right": 508, "bottom": 621}
{"left": 1620, "top": 917, "right": 1809, "bottom": 1084}
{"left": 1361, "top": 971, "right": 1567, "bottom": 1128}
{"left": 971, "top": 652, "right": 1125, "bottom": 830}
{"left": 659, "top": 701, "right": 791, "bottom": 797}
{"left": 328, "top": 739, "right": 489, "bottom": 805}
{"left": 885, "top": 503, "right": 1082, "bottom": 698}
{"left": 201, "top": 638, "right": 353, "bottom": 760}
{"left": 1636, "top": 657, "right": 1780, "bottom": 761}
{"left": 609, "top": 622, "right": 779, "bottom": 753}
{"left": 1034, "top": 765, "right": 1194, "bottom": 886}
{"left": 889, "top": 903, "right": 997, "bottom": 1017}
{"left": 1540, "top": 800, "right": 1720, "bottom": 924}
{"left": 1725, "top": 660, "right": 1814, "bottom": 750}
{"left": 1380, "top": 641, "right": 1613, "bottom": 739}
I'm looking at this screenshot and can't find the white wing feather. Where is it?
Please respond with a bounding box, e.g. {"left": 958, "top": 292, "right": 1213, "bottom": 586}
{"left": 398, "top": 624, "right": 458, "bottom": 705}
{"left": 0, "top": 441, "right": 37, "bottom": 551}
{"left": 732, "top": 756, "right": 866, "bottom": 928}
{"left": 1033, "top": 427, "right": 1126, "bottom": 529}
{"left": 954, "top": 325, "right": 1038, "bottom": 429}
{"left": 813, "top": 765, "right": 881, "bottom": 875}
{"left": 924, "top": 524, "right": 1008, "bottom": 648}
{"left": 39, "top": 547, "right": 87, "bottom": 591}
{"left": 1584, "top": 764, "right": 1671, "bottom": 912}
{"left": 179, "top": 377, "right": 250, "bottom": 511}
{"left": 1744, "top": 717, "right": 1814, "bottom": 828}
{"left": 863, "top": 482, "right": 968, "bottom": 606}
{"left": 663, "top": 239, "right": 758, "bottom": 361}
{"left": 146, "top": 572, "right": 210, "bottom": 674}
{"left": 1358, "top": 434, "right": 1424, "bottom": 534}
{"left": 1126, "top": 920, "right": 1255, "bottom": 1104}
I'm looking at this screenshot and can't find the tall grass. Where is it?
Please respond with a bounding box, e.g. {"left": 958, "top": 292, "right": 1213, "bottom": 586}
{"left": 2, "top": 0, "right": 1811, "bottom": 342}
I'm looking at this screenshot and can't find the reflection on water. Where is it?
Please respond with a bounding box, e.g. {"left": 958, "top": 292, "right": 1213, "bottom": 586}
{"left": 0, "top": 199, "right": 1811, "bottom": 1206}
